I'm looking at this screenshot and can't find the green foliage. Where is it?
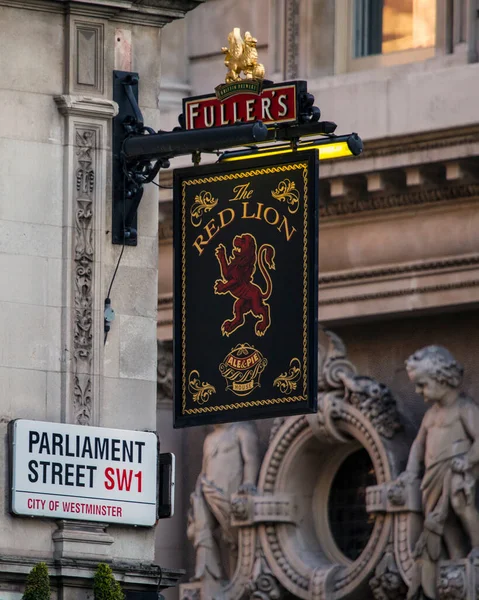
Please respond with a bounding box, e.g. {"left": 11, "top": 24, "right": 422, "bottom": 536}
{"left": 23, "top": 562, "right": 51, "bottom": 600}
{"left": 93, "top": 563, "right": 125, "bottom": 600}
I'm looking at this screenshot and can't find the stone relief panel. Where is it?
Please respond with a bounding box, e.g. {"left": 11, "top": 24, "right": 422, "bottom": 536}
{"left": 73, "top": 128, "right": 96, "bottom": 425}
{"left": 55, "top": 95, "right": 117, "bottom": 428}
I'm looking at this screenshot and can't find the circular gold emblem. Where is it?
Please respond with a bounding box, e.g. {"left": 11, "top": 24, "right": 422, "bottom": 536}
{"left": 219, "top": 343, "right": 268, "bottom": 396}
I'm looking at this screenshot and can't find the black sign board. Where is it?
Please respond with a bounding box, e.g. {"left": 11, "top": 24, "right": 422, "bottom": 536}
{"left": 173, "top": 151, "right": 319, "bottom": 428}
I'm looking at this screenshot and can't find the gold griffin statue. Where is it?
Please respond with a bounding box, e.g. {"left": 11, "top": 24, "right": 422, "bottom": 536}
{"left": 221, "top": 28, "right": 265, "bottom": 84}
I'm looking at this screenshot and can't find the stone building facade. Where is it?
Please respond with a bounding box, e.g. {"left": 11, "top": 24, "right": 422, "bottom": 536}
{"left": 0, "top": 0, "right": 202, "bottom": 599}
{"left": 155, "top": 1, "right": 479, "bottom": 599}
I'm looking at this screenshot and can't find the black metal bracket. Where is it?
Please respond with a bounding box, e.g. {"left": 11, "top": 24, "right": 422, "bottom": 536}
{"left": 112, "top": 71, "right": 170, "bottom": 245}
{"left": 112, "top": 70, "right": 361, "bottom": 247}
{"left": 112, "top": 70, "right": 140, "bottom": 245}
{"left": 112, "top": 71, "right": 267, "bottom": 246}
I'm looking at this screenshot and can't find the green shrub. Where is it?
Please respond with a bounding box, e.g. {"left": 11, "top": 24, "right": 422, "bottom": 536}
{"left": 23, "top": 563, "right": 50, "bottom": 600}
{"left": 93, "top": 563, "right": 125, "bottom": 600}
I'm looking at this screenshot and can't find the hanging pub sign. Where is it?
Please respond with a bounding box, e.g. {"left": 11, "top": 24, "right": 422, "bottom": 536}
{"left": 173, "top": 150, "right": 319, "bottom": 427}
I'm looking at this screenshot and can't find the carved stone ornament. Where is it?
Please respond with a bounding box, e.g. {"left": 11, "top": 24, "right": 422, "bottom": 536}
{"left": 256, "top": 329, "right": 404, "bottom": 600}
{"left": 182, "top": 328, "right": 411, "bottom": 600}
{"left": 370, "top": 550, "right": 408, "bottom": 600}
{"left": 437, "top": 564, "right": 467, "bottom": 600}
{"left": 184, "top": 334, "right": 479, "bottom": 600}
{"left": 73, "top": 129, "right": 95, "bottom": 425}
{"left": 285, "top": 0, "right": 299, "bottom": 79}
{"left": 320, "top": 182, "right": 479, "bottom": 220}
{"left": 248, "top": 553, "right": 285, "bottom": 600}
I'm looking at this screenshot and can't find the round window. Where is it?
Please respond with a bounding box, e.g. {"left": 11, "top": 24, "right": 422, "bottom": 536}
{"left": 328, "top": 448, "right": 377, "bottom": 561}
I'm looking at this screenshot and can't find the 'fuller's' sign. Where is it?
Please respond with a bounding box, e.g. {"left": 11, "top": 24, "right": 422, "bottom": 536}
{"left": 182, "top": 81, "right": 306, "bottom": 131}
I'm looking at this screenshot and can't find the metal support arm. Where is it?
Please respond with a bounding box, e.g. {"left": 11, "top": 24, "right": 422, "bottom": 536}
{"left": 112, "top": 70, "right": 362, "bottom": 245}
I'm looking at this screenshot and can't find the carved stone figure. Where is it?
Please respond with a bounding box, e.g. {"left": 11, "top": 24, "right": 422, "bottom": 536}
{"left": 398, "top": 346, "right": 479, "bottom": 599}
{"left": 187, "top": 422, "right": 260, "bottom": 582}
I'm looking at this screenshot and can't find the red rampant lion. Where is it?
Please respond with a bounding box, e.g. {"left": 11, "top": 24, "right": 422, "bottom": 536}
{"left": 214, "top": 233, "right": 275, "bottom": 336}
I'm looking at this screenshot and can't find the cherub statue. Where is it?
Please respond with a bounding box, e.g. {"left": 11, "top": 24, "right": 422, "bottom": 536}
{"left": 397, "top": 346, "right": 479, "bottom": 600}
{"left": 221, "top": 28, "right": 265, "bottom": 84}
{"left": 187, "top": 422, "right": 260, "bottom": 582}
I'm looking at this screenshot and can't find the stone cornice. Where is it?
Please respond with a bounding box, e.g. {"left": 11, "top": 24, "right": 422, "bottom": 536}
{"left": 157, "top": 183, "right": 479, "bottom": 235}
{"left": 0, "top": 554, "right": 184, "bottom": 589}
{"left": 362, "top": 124, "right": 479, "bottom": 159}
{"left": 0, "top": 0, "right": 205, "bottom": 25}
{"left": 321, "top": 183, "right": 479, "bottom": 219}
{"left": 319, "top": 124, "right": 479, "bottom": 167}
{"left": 318, "top": 279, "right": 479, "bottom": 307}
{"left": 157, "top": 253, "right": 479, "bottom": 313}
{"left": 319, "top": 254, "right": 479, "bottom": 285}
{"left": 55, "top": 95, "right": 119, "bottom": 119}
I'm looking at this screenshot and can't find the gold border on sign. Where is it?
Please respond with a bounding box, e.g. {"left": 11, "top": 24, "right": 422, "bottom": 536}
{"left": 181, "top": 162, "right": 309, "bottom": 415}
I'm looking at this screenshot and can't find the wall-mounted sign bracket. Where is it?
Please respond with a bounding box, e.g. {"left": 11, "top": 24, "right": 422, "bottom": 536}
{"left": 112, "top": 70, "right": 363, "bottom": 246}
{"left": 112, "top": 70, "right": 169, "bottom": 246}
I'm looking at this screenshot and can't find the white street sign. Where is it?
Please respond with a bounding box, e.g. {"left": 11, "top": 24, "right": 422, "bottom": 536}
{"left": 10, "top": 420, "right": 158, "bottom": 526}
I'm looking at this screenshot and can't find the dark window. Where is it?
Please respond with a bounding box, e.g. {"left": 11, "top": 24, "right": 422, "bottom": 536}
{"left": 354, "top": 0, "right": 436, "bottom": 58}
{"left": 328, "top": 449, "right": 377, "bottom": 561}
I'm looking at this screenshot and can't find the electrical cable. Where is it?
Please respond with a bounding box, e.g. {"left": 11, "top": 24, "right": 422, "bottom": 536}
{"left": 107, "top": 241, "right": 125, "bottom": 300}
{"left": 151, "top": 181, "right": 173, "bottom": 189}
{"left": 104, "top": 173, "right": 127, "bottom": 344}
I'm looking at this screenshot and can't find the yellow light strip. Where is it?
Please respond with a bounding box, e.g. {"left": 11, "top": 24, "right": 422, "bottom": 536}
{"left": 220, "top": 140, "right": 353, "bottom": 162}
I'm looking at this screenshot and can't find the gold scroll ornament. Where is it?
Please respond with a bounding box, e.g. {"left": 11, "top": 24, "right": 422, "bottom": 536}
{"left": 273, "top": 358, "right": 302, "bottom": 394}
{"left": 188, "top": 370, "right": 216, "bottom": 404}
{"left": 190, "top": 191, "right": 218, "bottom": 227}
{"left": 271, "top": 179, "right": 300, "bottom": 214}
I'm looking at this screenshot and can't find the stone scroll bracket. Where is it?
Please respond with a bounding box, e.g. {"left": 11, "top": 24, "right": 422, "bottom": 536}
{"left": 230, "top": 493, "right": 298, "bottom": 528}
